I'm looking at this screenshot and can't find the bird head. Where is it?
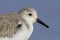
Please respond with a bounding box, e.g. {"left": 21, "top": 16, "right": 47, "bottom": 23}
{"left": 18, "top": 7, "right": 49, "bottom": 28}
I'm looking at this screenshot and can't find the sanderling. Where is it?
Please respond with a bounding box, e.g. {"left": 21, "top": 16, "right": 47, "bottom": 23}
{"left": 0, "top": 7, "right": 49, "bottom": 40}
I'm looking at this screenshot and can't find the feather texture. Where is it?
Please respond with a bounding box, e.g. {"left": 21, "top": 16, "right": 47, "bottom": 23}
{"left": 0, "top": 12, "right": 22, "bottom": 37}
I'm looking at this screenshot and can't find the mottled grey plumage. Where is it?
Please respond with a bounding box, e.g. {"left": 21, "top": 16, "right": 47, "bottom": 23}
{"left": 0, "top": 12, "right": 22, "bottom": 37}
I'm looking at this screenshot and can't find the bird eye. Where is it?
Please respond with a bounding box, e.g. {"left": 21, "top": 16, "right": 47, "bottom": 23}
{"left": 28, "top": 13, "right": 32, "bottom": 16}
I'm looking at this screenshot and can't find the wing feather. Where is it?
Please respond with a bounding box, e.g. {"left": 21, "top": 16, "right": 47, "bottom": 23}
{"left": 0, "top": 12, "right": 22, "bottom": 37}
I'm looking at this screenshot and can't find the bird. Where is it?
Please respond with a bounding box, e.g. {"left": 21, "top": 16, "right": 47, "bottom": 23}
{"left": 0, "top": 7, "right": 49, "bottom": 40}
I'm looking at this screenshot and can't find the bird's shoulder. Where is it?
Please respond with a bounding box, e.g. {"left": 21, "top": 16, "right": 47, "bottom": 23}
{"left": 0, "top": 12, "right": 22, "bottom": 37}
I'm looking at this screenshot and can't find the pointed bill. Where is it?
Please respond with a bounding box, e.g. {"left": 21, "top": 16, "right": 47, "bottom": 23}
{"left": 36, "top": 18, "right": 49, "bottom": 28}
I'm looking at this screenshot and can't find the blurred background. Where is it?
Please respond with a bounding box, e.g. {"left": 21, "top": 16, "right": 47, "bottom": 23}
{"left": 0, "top": 0, "right": 60, "bottom": 40}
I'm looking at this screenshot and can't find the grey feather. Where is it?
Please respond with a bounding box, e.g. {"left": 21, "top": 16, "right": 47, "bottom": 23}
{"left": 0, "top": 12, "right": 22, "bottom": 37}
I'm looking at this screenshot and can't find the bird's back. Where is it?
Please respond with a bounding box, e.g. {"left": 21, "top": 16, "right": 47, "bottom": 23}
{"left": 0, "top": 12, "right": 21, "bottom": 37}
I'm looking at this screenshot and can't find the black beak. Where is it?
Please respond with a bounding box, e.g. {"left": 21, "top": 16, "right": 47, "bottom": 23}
{"left": 36, "top": 18, "right": 49, "bottom": 28}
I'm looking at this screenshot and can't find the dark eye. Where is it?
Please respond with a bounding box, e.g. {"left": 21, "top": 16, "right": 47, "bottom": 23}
{"left": 28, "top": 13, "right": 32, "bottom": 16}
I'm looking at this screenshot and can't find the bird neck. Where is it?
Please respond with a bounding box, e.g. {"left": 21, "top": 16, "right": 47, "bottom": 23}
{"left": 24, "top": 20, "right": 34, "bottom": 39}
{"left": 24, "top": 20, "right": 33, "bottom": 31}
